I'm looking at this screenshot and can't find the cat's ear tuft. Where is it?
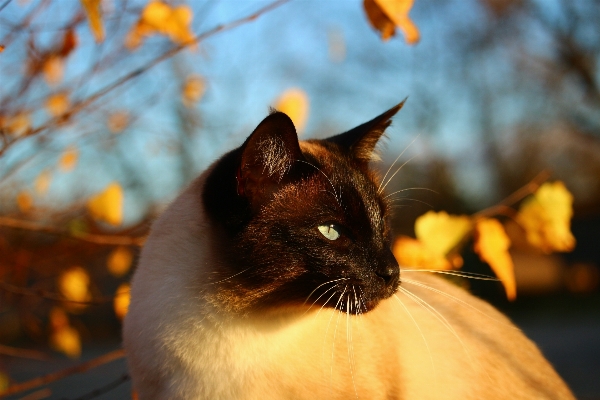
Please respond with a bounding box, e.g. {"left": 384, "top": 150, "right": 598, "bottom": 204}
{"left": 327, "top": 100, "right": 405, "bottom": 163}
{"left": 238, "top": 111, "right": 303, "bottom": 209}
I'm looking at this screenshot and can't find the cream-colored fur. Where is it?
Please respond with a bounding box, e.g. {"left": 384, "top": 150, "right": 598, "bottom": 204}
{"left": 123, "top": 170, "right": 574, "bottom": 399}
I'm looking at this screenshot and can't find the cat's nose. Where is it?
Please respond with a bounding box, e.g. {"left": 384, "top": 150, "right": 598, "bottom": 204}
{"left": 375, "top": 250, "right": 400, "bottom": 286}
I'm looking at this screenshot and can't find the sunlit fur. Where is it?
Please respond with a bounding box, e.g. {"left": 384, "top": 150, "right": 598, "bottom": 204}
{"left": 124, "top": 106, "right": 574, "bottom": 399}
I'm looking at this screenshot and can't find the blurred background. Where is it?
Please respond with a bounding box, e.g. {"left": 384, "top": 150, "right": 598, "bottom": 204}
{"left": 0, "top": 0, "right": 599, "bottom": 398}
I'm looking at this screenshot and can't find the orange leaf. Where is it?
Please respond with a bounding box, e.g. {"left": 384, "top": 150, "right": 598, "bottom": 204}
{"left": 17, "top": 192, "right": 33, "bottom": 213}
{"left": 80, "top": 0, "right": 105, "bottom": 43}
{"left": 35, "top": 169, "right": 52, "bottom": 195}
{"left": 107, "top": 111, "right": 129, "bottom": 133}
{"left": 415, "top": 211, "right": 472, "bottom": 256}
{"left": 517, "top": 181, "right": 576, "bottom": 253}
{"left": 474, "top": 219, "right": 516, "bottom": 300}
{"left": 58, "top": 266, "right": 91, "bottom": 303}
{"left": 182, "top": 75, "right": 205, "bottom": 107}
{"left": 364, "top": 0, "right": 420, "bottom": 44}
{"left": 107, "top": 246, "right": 133, "bottom": 277}
{"left": 113, "top": 283, "right": 131, "bottom": 320}
{"left": 59, "top": 146, "right": 78, "bottom": 172}
{"left": 126, "top": 1, "right": 194, "bottom": 49}
{"left": 49, "top": 308, "right": 81, "bottom": 358}
{"left": 393, "top": 236, "right": 452, "bottom": 270}
{"left": 43, "top": 55, "right": 64, "bottom": 85}
{"left": 274, "top": 88, "right": 310, "bottom": 133}
{"left": 45, "top": 92, "right": 70, "bottom": 117}
{"left": 87, "top": 182, "right": 124, "bottom": 226}
{"left": 6, "top": 111, "right": 30, "bottom": 137}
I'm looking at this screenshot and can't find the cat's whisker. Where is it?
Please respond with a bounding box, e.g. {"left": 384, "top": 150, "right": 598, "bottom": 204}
{"left": 208, "top": 266, "right": 254, "bottom": 285}
{"left": 383, "top": 187, "right": 437, "bottom": 199}
{"left": 401, "top": 278, "right": 516, "bottom": 329}
{"left": 392, "top": 294, "right": 437, "bottom": 385}
{"left": 379, "top": 154, "right": 417, "bottom": 194}
{"left": 315, "top": 284, "right": 345, "bottom": 319}
{"left": 304, "top": 278, "right": 350, "bottom": 306}
{"left": 398, "top": 286, "right": 476, "bottom": 368}
{"left": 378, "top": 134, "right": 421, "bottom": 194}
{"left": 345, "top": 296, "right": 359, "bottom": 400}
{"left": 402, "top": 269, "right": 499, "bottom": 281}
{"left": 330, "top": 285, "right": 347, "bottom": 391}
{"left": 305, "top": 283, "right": 346, "bottom": 316}
{"left": 296, "top": 159, "right": 342, "bottom": 207}
{"left": 388, "top": 197, "right": 434, "bottom": 209}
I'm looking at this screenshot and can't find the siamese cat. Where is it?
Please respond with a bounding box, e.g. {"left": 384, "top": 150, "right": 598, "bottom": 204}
{"left": 123, "top": 102, "right": 574, "bottom": 399}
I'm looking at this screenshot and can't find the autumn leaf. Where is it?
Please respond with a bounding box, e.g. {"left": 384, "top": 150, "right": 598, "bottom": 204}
{"left": 58, "top": 266, "right": 91, "bottom": 304}
{"left": 43, "top": 55, "right": 64, "bottom": 85}
{"left": 474, "top": 218, "right": 516, "bottom": 300}
{"left": 49, "top": 308, "right": 81, "bottom": 358}
{"left": 58, "top": 146, "right": 78, "bottom": 172}
{"left": 113, "top": 283, "right": 131, "bottom": 320}
{"left": 80, "top": 0, "right": 105, "bottom": 43}
{"left": 182, "top": 75, "right": 205, "bottom": 107}
{"left": 274, "top": 88, "right": 309, "bottom": 133}
{"left": 415, "top": 211, "right": 472, "bottom": 256}
{"left": 126, "top": 1, "right": 195, "bottom": 49}
{"left": 364, "top": 0, "right": 420, "bottom": 44}
{"left": 16, "top": 192, "right": 33, "bottom": 213}
{"left": 45, "top": 92, "right": 70, "bottom": 117}
{"left": 107, "top": 111, "right": 129, "bottom": 133}
{"left": 35, "top": 170, "right": 52, "bottom": 195}
{"left": 517, "top": 181, "right": 576, "bottom": 253}
{"left": 393, "top": 236, "right": 452, "bottom": 269}
{"left": 6, "top": 111, "right": 30, "bottom": 137}
{"left": 107, "top": 246, "right": 133, "bottom": 277}
{"left": 87, "top": 182, "right": 124, "bottom": 226}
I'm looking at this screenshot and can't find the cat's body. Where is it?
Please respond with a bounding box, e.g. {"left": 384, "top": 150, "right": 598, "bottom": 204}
{"left": 124, "top": 104, "right": 574, "bottom": 399}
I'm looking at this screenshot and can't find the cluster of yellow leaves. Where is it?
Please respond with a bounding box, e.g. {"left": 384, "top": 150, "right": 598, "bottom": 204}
{"left": 49, "top": 307, "right": 81, "bottom": 358}
{"left": 182, "top": 75, "right": 205, "bottom": 108}
{"left": 1, "top": 111, "right": 31, "bottom": 137}
{"left": 393, "top": 182, "right": 576, "bottom": 300}
{"left": 114, "top": 283, "right": 131, "bottom": 320}
{"left": 87, "top": 182, "right": 124, "bottom": 226}
{"left": 363, "top": 0, "right": 420, "bottom": 44}
{"left": 58, "top": 266, "right": 92, "bottom": 304}
{"left": 45, "top": 92, "right": 70, "bottom": 117}
{"left": 126, "top": 1, "right": 195, "bottom": 49}
{"left": 274, "top": 88, "right": 310, "bottom": 133}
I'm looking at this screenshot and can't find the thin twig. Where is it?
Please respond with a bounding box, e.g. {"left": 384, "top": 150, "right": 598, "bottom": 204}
{"left": 66, "top": 373, "right": 130, "bottom": 400}
{"left": 0, "top": 349, "right": 125, "bottom": 398}
{"left": 473, "top": 170, "right": 551, "bottom": 219}
{"left": 0, "top": 216, "right": 145, "bottom": 246}
{"left": 0, "top": 344, "right": 49, "bottom": 360}
{"left": 0, "top": 281, "right": 113, "bottom": 305}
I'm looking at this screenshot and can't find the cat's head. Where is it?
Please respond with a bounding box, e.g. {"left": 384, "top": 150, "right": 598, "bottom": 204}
{"left": 203, "top": 102, "right": 404, "bottom": 314}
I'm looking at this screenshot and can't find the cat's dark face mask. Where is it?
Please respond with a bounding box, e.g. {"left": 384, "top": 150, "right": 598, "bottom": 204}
{"left": 203, "top": 102, "right": 405, "bottom": 314}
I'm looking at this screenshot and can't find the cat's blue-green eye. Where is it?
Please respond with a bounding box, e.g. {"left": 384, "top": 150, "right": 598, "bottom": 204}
{"left": 318, "top": 224, "right": 340, "bottom": 241}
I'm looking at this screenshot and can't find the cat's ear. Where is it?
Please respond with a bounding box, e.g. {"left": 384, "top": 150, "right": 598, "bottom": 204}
{"left": 238, "top": 111, "right": 304, "bottom": 210}
{"left": 327, "top": 100, "right": 405, "bottom": 163}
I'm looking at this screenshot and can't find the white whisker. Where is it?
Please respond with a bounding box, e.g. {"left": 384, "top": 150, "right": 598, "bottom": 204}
{"left": 379, "top": 154, "right": 417, "bottom": 194}
{"left": 383, "top": 187, "right": 437, "bottom": 199}
{"left": 402, "top": 269, "right": 498, "bottom": 281}
{"left": 378, "top": 134, "right": 421, "bottom": 194}
{"left": 296, "top": 159, "right": 341, "bottom": 206}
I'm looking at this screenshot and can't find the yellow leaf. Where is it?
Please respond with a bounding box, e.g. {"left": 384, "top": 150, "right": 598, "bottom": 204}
{"left": 87, "top": 182, "right": 124, "bottom": 226}
{"left": 107, "top": 111, "right": 129, "bottom": 133}
{"left": 107, "top": 246, "right": 133, "bottom": 277}
{"left": 274, "top": 88, "right": 310, "bottom": 133}
{"left": 393, "top": 236, "right": 452, "bottom": 270}
{"left": 43, "top": 55, "right": 64, "bottom": 85}
{"left": 126, "top": 1, "right": 194, "bottom": 49}
{"left": 0, "top": 371, "right": 8, "bottom": 392}
{"left": 50, "top": 324, "right": 81, "bottom": 358}
{"left": 182, "top": 75, "right": 205, "bottom": 107}
{"left": 415, "top": 211, "right": 472, "bottom": 256}
{"left": 364, "top": 0, "right": 420, "bottom": 44}
{"left": 45, "top": 92, "right": 70, "bottom": 117}
{"left": 6, "top": 111, "right": 30, "bottom": 137}
{"left": 58, "top": 266, "right": 91, "bottom": 303}
{"left": 517, "top": 181, "right": 576, "bottom": 253}
{"left": 80, "top": 0, "right": 105, "bottom": 43}
{"left": 113, "top": 283, "right": 131, "bottom": 320}
{"left": 16, "top": 192, "right": 33, "bottom": 213}
{"left": 474, "top": 219, "right": 516, "bottom": 300}
{"left": 58, "top": 146, "right": 78, "bottom": 172}
{"left": 35, "top": 169, "right": 52, "bottom": 195}
{"left": 0, "top": 45, "right": 4, "bottom": 53}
